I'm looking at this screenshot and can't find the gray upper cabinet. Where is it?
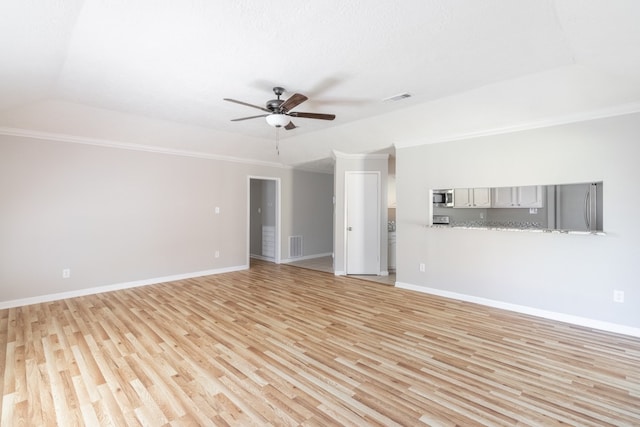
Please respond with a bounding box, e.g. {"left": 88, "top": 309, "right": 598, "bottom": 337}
{"left": 492, "top": 185, "right": 544, "bottom": 208}
{"left": 454, "top": 187, "right": 491, "bottom": 208}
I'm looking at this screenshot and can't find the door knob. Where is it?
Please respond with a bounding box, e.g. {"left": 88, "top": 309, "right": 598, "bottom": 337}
{"left": 347, "top": 226, "right": 353, "bottom": 231}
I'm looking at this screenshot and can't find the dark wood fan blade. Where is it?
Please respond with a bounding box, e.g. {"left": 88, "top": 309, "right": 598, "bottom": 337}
{"left": 231, "top": 114, "right": 269, "bottom": 122}
{"left": 223, "top": 98, "right": 270, "bottom": 112}
{"left": 284, "top": 121, "right": 297, "bottom": 130}
{"left": 280, "top": 93, "right": 308, "bottom": 112}
{"left": 289, "top": 112, "right": 336, "bottom": 120}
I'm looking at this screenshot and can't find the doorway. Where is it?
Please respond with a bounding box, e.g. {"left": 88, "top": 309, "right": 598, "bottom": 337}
{"left": 248, "top": 177, "right": 281, "bottom": 266}
{"left": 345, "top": 171, "right": 380, "bottom": 275}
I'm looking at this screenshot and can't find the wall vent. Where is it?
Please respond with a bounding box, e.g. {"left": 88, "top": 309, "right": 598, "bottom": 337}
{"left": 289, "top": 235, "right": 303, "bottom": 258}
{"left": 382, "top": 92, "right": 412, "bottom": 102}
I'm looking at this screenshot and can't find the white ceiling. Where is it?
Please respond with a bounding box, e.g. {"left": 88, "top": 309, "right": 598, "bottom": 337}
{"left": 1, "top": 1, "right": 640, "bottom": 171}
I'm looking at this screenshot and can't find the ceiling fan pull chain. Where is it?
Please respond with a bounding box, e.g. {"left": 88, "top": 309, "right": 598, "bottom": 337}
{"left": 275, "top": 128, "right": 280, "bottom": 156}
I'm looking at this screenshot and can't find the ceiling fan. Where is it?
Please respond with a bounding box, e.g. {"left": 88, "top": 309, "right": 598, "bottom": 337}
{"left": 224, "top": 87, "right": 336, "bottom": 130}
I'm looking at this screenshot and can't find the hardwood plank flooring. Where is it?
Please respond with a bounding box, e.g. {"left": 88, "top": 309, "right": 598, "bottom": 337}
{"left": 286, "top": 255, "right": 396, "bottom": 286}
{"left": 1, "top": 260, "right": 640, "bottom": 426}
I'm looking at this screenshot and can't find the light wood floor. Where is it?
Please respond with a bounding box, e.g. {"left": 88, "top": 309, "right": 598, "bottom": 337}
{"left": 287, "top": 255, "right": 396, "bottom": 286}
{"left": 1, "top": 261, "right": 639, "bottom": 426}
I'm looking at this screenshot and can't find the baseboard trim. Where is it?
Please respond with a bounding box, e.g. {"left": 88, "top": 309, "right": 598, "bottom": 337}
{"left": 280, "top": 252, "right": 332, "bottom": 264}
{"left": 395, "top": 282, "right": 640, "bottom": 338}
{"left": 249, "top": 254, "right": 275, "bottom": 262}
{"left": 0, "top": 265, "right": 248, "bottom": 310}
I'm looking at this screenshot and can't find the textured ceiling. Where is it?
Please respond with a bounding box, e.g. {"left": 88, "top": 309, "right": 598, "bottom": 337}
{"left": 1, "top": 1, "right": 640, "bottom": 170}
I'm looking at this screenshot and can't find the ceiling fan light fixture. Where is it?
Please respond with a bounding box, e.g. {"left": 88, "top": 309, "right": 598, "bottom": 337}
{"left": 225, "top": 87, "right": 334, "bottom": 130}
{"left": 266, "top": 113, "right": 290, "bottom": 127}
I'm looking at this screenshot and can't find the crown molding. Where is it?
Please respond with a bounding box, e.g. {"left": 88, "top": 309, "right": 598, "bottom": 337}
{"left": 395, "top": 101, "right": 640, "bottom": 149}
{"left": 0, "top": 126, "right": 292, "bottom": 170}
{"left": 331, "top": 150, "right": 389, "bottom": 160}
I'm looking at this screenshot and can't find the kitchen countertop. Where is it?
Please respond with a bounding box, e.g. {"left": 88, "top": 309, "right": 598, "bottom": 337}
{"left": 430, "top": 224, "right": 606, "bottom": 235}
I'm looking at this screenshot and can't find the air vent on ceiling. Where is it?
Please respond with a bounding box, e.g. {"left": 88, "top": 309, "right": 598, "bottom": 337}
{"left": 383, "top": 93, "right": 412, "bottom": 102}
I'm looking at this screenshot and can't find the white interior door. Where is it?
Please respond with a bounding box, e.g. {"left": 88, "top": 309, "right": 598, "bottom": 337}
{"left": 346, "top": 172, "right": 380, "bottom": 274}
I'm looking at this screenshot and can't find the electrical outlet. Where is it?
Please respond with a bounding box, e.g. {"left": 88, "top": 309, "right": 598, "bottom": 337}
{"left": 419, "top": 263, "right": 425, "bottom": 272}
{"left": 613, "top": 290, "right": 625, "bottom": 303}
{"left": 214, "top": 251, "right": 220, "bottom": 258}
{"left": 62, "top": 268, "right": 71, "bottom": 279}
{"left": 215, "top": 206, "right": 220, "bottom": 214}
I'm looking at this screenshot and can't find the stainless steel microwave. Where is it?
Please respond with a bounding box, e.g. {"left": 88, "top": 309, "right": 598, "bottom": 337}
{"left": 433, "top": 189, "right": 454, "bottom": 207}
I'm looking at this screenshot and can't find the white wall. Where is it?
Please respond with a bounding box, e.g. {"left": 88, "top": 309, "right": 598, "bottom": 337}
{"left": 0, "top": 134, "right": 333, "bottom": 305}
{"left": 284, "top": 171, "right": 334, "bottom": 260}
{"left": 396, "top": 112, "right": 640, "bottom": 331}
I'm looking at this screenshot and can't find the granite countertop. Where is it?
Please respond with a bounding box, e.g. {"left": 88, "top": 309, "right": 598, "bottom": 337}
{"left": 430, "top": 222, "right": 606, "bottom": 235}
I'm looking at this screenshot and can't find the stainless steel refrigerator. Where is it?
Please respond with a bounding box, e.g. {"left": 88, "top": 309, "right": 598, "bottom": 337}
{"left": 552, "top": 182, "right": 603, "bottom": 232}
